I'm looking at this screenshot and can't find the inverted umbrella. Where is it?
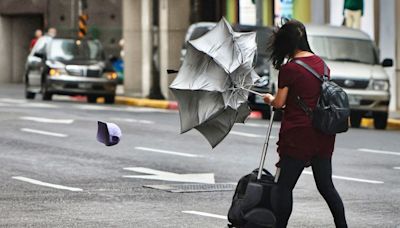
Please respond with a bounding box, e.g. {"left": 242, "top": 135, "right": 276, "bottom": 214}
{"left": 169, "top": 18, "right": 263, "bottom": 148}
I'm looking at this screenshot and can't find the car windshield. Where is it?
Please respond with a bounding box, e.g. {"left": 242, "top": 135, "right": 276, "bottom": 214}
{"left": 308, "top": 36, "right": 378, "bottom": 65}
{"left": 48, "top": 39, "right": 103, "bottom": 61}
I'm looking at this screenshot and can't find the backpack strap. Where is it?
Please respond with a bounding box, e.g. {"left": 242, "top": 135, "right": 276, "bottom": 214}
{"left": 293, "top": 59, "right": 327, "bottom": 82}
{"left": 292, "top": 59, "right": 328, "bottom": 117}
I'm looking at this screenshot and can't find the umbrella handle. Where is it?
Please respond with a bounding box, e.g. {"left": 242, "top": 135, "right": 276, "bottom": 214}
{"left": 241, "top": 87, "right": 264, "bottom": 97}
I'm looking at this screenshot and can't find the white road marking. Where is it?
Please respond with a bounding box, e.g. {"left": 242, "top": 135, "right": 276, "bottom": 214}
{"left": 12, "top": 176, "right": 82, "bottom": 192}
{"left": 111, "top": 118, "right": 154, "bottom": 124}
{"left": 20, "top": 116, "right": 74, "bottom": 124}
{"left": 24, "top": 103, "right": 58, "bottom": 108}
{"left": 135, "top": 147, "right": 202, "bottom": 158}
{"left": 230, "top": 131, "right": 275, "bottom": 139}
{"left": 123, "top": 167, "right": 215, "bottom": 184}
{"left": 394, "top": 167, "right": 400, "bottom": 170}
{"left": 75, "top": 105, "right": 112, "bottom": 111}
{"left": 302, "top": 171, "right": 384, "bottom": 184}
{"left": 358, "top": 148, "right": 400, "bottom": 156}
{"left": 20, "top": 128, "right": 68, "bottom": 138}
{"left": 0, "top": 98, "right": 27, "bottom": 104}
{"left": 182, "top": 211, "right": 227, "bottom": 220}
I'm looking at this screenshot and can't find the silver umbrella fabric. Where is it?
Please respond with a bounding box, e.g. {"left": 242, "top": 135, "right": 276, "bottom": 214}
{"left": 170, "top": 18, "right": 259, "bottom": 148}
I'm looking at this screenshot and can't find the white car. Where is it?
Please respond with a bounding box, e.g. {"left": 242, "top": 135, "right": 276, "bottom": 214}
{"left": 270, "top": 25, "right": 392, "bottom": 129}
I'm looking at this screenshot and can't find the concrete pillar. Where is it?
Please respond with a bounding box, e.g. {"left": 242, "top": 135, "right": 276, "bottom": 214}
{"left": 0, "top": 16, "right": 12, "bottom": 83}
{"left": 122, "top": 0, "right": 152, "bottom": 97}
{"left": 262, "top": 0, "right": 273, "bottom": 26}
{"left": 396, "top": 0, "right": 400, "bottom": 110}
{"left": 379, "top": 0, "right": 397, "bottom": 111}
{"left": 311, "top": 0, "right": 327, "bottom": 24}
{"left": 293, "top": 0, "right": 311, "bottom": 23}
{"left": 159, "top": 0, "right": 190, "bottom": 99}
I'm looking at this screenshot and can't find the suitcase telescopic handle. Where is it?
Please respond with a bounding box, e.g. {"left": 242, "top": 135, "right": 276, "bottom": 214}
{"left": 257, "top": 107, "right": 276, "bottom": 180}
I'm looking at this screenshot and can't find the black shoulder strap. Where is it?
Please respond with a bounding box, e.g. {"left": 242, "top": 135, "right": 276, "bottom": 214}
{"left": 293, "top": 59, "right": 328, "bottom": 82}
{"left": 291, "top": 59, "right": 329, "bottom": 118}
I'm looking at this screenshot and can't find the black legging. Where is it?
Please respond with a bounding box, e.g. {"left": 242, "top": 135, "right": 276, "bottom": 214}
{"left": 271, "top": 156, "right": 348, "bottom": 228}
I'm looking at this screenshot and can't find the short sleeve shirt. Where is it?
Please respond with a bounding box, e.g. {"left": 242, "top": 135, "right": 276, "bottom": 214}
{"left": 276, "top": 55, "right": 335, "bottom": 164}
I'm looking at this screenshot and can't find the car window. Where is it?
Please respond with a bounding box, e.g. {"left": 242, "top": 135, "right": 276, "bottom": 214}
{"left": 48, "top": 40, "right": 103, "bottom": 61}
{"left": 308, "top": 36, "right": 378, "bottom": 65}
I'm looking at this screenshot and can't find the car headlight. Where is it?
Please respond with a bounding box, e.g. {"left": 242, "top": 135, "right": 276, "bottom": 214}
{"left": 104, "top": 72, "right": 118, "bottom": 80}
{"left": 370, "top": 80, "right": 389, "bottom": 91}
{"left": 49, "top": 68, "right": 65, "bottom": 77}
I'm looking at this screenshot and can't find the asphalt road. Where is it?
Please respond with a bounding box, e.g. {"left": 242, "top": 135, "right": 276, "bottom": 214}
{"left": 0, "top": 84, "right": 399, "bottom": 228}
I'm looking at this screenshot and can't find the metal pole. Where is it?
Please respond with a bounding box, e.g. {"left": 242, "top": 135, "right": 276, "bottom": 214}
{"left": 256, "top": 0, "right": 263, "bottom": 26}
{"left": 257, "top": 108, "right": 275, "bottom": 180}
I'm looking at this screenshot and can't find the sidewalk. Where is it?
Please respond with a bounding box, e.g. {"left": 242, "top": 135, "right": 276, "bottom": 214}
{"left": 114, "top": 86, "right": 400, "bottom": 130}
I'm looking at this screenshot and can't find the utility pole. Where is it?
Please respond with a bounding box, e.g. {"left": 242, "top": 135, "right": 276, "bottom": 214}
{"left": 256, "top": 0, "right": 263, "bottom": 26}
{"left": 78, "top": 0, "right": 88, "bottom": 38}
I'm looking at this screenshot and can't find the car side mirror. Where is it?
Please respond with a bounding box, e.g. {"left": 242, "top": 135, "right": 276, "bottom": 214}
{"left": 382, "top": 58, "right": 393, "bottom": 67}
{"left": 33, "top": 52, "right": 45, "bottom": 59}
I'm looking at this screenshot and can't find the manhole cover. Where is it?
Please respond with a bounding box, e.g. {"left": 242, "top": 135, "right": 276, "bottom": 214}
{"left": 143, "top": 183, "right": 237, "bottom": 193}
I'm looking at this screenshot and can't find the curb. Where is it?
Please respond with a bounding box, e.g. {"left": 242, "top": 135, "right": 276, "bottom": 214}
{"left": 361, "top": 118, "right": 400, "bottom": 130}
{"left": 114, "top": 96, "right": 400, "bottom": 130}
{"left": 115, "top": 96, "right": 177, "bottom": 110}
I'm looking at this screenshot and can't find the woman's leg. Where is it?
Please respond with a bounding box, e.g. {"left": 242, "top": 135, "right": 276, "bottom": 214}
{"left": 311, "top": 157, "right": 348, "bottom": 228}
{"left": 272, "top": 156, "right": 305, "bottom": 228}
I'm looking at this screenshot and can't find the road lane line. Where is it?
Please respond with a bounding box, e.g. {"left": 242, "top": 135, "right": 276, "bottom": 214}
{"left": 394, "top": 167, "right": 400, "bottom": 170}
{"left": 134, "top": 147, "right": 203, "bottom": 158}
{"left": 302, "top": 171, "right": 384, "bottom": 184}
{"left": 111, "top": 118, "right": 154, "bottom": 124}
{"left": 12, "top": 176, "right": 82, "bottom": 192}
{"left": 358, "top": 148, "right": 400, "bottom": 156}
{"left": 0, "top": 98, "right": 27, "bottom": 103}
{"left": 20, "top": 128, "right": 68, "bottom": 138}
{"left": 182, "top": 211, "right": 227, "bottom": 220}
{"left": 230, "top": 131, "right": 275, "bottom": 139}
{"left": 20, "top": 116, "right": 74, "bottom": 124}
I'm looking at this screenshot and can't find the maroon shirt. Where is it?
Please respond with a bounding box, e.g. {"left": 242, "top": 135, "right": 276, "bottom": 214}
{"left": 276, "top": 55, "right": 335, "bottom": 166}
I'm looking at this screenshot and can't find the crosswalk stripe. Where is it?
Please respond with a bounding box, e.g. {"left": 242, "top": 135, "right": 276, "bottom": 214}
{"left": 182, "top": 211, "right": 227, "bottom": 220}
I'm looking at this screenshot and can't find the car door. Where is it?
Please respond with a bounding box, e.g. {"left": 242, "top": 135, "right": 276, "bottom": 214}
{"left": 26, "top": 37, "right": 48, "bottom": 89}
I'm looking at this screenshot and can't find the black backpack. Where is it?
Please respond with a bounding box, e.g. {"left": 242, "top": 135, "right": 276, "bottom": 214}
{"left": 293, "top": 60, "right": 350, "bottom": 135}
{"left": 228, "top": 169, "right": 276, "bottom": 228}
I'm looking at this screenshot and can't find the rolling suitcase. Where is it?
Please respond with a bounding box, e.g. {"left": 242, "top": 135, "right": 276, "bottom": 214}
{"left": 228, "top": 109, "right": 277, "bottom": 228}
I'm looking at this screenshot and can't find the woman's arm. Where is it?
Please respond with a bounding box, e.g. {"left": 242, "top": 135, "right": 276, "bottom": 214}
{"left": 263, "top": 87, "right": 289, "bottom": 109}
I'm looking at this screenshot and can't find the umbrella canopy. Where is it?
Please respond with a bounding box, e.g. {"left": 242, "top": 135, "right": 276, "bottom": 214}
{"left": 170, "top": 18, "right": 259, "bottom": 148}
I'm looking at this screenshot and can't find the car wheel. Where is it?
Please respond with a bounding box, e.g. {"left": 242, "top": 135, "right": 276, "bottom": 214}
{"left": 25, "top": 91, "right": 36, "bottom": 99}
{"left": 350, "top": 111, "right": 362, "bottom": 128}
{"left": 42, "top": 92, "right": 52, "bottom": 101}
{"left": 25, "top": 72, "right": 36, "bottom": 99}
{"left": 373, "top": 112, "right": 388, "bottom": 130}
{"left": 87, "top": 96, "right": 97, "bottom": 103}
{"left": 105, "top": 95, "right": 115, "bottom": 104}
{"left": 261, "top": 109, "right": 271, "bottom": 120}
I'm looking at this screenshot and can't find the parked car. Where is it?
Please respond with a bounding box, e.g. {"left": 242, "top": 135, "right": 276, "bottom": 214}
{"left": 182, "top": 22, "right": 275, "bottom": 119}
{"left": 270, "top": 25, "right": 392, "bottom": 129}
{"left": 25, "top": 37, "right": 118, "bottom": 103}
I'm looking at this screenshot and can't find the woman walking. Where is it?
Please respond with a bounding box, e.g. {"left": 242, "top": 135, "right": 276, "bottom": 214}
{"left": 262, "top": 20, "right": 348, "bottom": 228}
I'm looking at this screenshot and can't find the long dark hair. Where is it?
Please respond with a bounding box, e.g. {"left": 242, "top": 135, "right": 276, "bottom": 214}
{"left": 269, "top": 20, "right": 313, "bottom": 70}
